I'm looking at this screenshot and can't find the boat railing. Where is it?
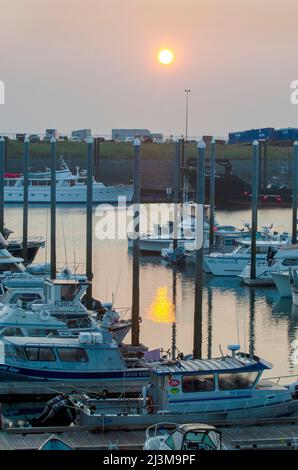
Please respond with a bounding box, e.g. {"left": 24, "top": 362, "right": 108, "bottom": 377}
{"left": 56, "top": 262, "right": 86, "bottom": 276}
{"left": 7, "top": 236, "right": 45, "bottom": 246}
{"left": 264, "top": 374, "right": 298, "bottom": 386}
{"left": 145, "top": 422, "right": 177, "bottom": 440}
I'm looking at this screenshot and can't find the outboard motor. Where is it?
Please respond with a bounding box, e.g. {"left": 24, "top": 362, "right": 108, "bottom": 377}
{"left": 30, "top": 395, "right": 76, "bottom": 427}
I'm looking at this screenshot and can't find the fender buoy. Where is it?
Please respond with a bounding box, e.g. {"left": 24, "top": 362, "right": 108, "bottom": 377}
{"left": 147, "top": 395, "right": 154, "bottom": 414}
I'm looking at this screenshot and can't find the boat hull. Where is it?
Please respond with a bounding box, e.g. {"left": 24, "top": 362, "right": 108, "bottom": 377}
{"left": 4, "top": 185, "right": 133, "bottom": 204}
{"left": 127, "top": 236, "right": 172, "bottom": 254}
{"left": 76, "top": 399, "right": 298, "bottom": 429}
{"left": 271, "top": 272, "right": 292, "bottom": 297}
{"left": 0, "top": 364, "right": 149, "bottom": 397}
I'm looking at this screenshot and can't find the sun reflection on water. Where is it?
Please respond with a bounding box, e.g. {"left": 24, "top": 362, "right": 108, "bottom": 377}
{"left": 148, "top": 287, "right": 175, "bottom": 323}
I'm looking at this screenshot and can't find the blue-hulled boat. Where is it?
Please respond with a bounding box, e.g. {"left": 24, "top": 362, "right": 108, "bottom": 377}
{"left": 0, "top": 333, "right": 148, "bottom": 394}
{"left": 75, "top": 345, "right": 298, "bottom": 428}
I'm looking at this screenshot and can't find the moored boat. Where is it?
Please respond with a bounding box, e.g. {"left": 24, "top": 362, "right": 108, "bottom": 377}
{"left": 0, "top": 276, "right": 131, "bottom": 345}
{"left": 239, "top": 245, "right": 298, "bottom": 286}
{"left": 4, "top": 157, "right": 133, "bottom": 204}
{"left": 74, "top": 345, "right": 298, "bottom": 429}
{"left": 143, "top": 423, "right": 222, "bottom": 450}
{"left": 204, "top": 238, "right": 289, "bottom": 277}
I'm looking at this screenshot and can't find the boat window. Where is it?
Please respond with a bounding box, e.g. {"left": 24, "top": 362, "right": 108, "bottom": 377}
{"left": 57, "top": 348, "right": 88, "bottom": 362}
{"left": 5, "top": 345, "right": 26, "bottom": 360}
{"left": 182, "top": 374, "right": 215, "bottom": 393}
{"left": 165, "top": 434, "right": 175, "bottom": 450}
{"left": 282, "top": 258, "right": 298, "bottom": 266}
{"left": 10, "top": 293, "right": 42, "bottom": 306}
{"left": 39, "top": 348, "right": 56, "bottom": 361}
{"left": 61, "top": 284, "right": 80, "bottom": 301}
{"left": 65, "top": 317, "right": 91, "bottom": 329}
{"left": 1, "top": 327, "right": 23, "bottom": 336}
{"left": 218, "top": 372, "right": 259, "bottom": 390}
{"left": 235, "top": 245, "right": 248, "bottom": 254}
{"left": 25, "top": 347, "right": 56, "bottom": 361}
{"left": 26, "top": 328, "right": 59, "bottom": 337}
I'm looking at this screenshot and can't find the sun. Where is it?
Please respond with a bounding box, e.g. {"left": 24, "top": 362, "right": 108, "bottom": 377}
{"left": 158, "top": 49, "right": 174, "bottom": 65}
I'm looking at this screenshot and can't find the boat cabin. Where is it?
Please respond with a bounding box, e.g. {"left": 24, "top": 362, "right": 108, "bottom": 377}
{"left": 35, "top": 277, "right": 89, "bottom": 313}
{"left": 145, "top": 346, "right": 272, "bottom": 413}
{"left": 0, "top": 334, "right": 126, "bottom": 373}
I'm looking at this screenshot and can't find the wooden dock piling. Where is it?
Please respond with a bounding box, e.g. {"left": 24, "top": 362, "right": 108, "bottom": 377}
{"left": 50, "top": 137, "right": 57, "bottom": 279}
{"left": 292, "top": 141, "right": 298, "bottom": 244}
{"left": 131, "top": 138, "right": 141, "bottom": 346}
{"left": 22, "top": 136, "right": 29, "bottom": 263}
{"left": 86, "top": 137, "right": 94, "bottom": 308}
{"left": 0, "top": 137, "right": 4, "bottom": 235}
{"left": 209, "top": 137, "right": 216, "bottom": 253}
{"left": 250, "top": 140, "right": 260, "bottom": 280}
{"left": 193, "top": 139, "right": 206, "bottom": 359}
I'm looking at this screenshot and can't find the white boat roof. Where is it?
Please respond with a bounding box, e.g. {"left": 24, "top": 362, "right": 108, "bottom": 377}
{"left": 238, "top": 239, "right": 283, "bottom": 246}
{"left": 3, "top": 336, "right": 85, "bottom": 347}
{"left": 148, "top": 354, "right": 272, "bottom": 375}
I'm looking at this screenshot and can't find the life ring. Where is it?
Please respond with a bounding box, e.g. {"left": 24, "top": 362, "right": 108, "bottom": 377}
{"left": 147, "top": 395, "right": 154, "bottom": 414}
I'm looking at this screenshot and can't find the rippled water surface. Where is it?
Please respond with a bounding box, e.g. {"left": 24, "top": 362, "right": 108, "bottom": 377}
{"left": 4, "top": 206, "right": 298, "bottom": 379}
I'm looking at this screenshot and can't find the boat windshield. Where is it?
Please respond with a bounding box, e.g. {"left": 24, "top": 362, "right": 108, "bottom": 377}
{"left": 218, "top": 371, "right": 259, "bottom": 390}
{"left": 182, "top": 430, "right": 221, "bottom": 450}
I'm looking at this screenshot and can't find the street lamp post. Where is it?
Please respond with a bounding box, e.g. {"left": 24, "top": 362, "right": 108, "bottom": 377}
{"left": 185, "top": 89, "right": 191, "bottom": 142}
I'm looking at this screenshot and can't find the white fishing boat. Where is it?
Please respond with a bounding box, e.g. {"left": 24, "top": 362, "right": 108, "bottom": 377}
{"left": 161, "top": 224, "right": 252, "bottom": 264}
{"left": 239, "top": 245, "right": 298, "bottom": 286}
{"left": 271, "top": 270, "right": 293, "bottom": 297}
{"left": 74, "top": 345, "right": 298, "bottom": 428}
{"left": 0, "top": 277, "right": 131, "bottom": 345}
{"left": 143, "top": 423, "right": 222, "bottom": 450}
{"left": 4, "top": 158, "right": 133, "bottom": 204}
{"left": 204, "top": 237, "right": 289, "bottom": 277}
{"left": 127, "top": 216, "right": 209, "bottom": 254}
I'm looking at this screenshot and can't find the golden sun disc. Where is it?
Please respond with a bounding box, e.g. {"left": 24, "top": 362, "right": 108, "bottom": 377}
{"left": 158, "top": 49, "right": 174, "bottom": 65}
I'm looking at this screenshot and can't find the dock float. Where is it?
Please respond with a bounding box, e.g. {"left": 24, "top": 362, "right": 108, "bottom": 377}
{"left": 1, "top": 417, "right": 298, "bottom": 450}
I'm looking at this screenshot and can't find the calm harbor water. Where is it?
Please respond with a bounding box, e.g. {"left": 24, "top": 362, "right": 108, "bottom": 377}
{"left": 4, "top": 206, "right": 298, "bottom": 380}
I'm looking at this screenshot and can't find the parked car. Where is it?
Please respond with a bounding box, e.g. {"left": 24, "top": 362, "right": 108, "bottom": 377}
{"left": 125, "top": 136, "right": 136, "bottom": 143}
{"left": 29, "top": 134, "right": 41, "bottom": 143}
{"left": 16, "top": 133, "right": 26, "bottom": 142}
{"left": 142, "top": 136, "right": 153, "bottom": 143}
{"left": 58, "top": 135, "right": 68, "bottom": 142}
{"left": 42, "top": 135, "right": 52, "bottom": 143}
{"left": 69, "top": 136, "right": 82, "bottom": 143}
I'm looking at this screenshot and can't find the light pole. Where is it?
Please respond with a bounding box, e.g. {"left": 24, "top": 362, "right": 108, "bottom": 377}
{"left": 185, "top": 89, "right": 191, "bottom": 142}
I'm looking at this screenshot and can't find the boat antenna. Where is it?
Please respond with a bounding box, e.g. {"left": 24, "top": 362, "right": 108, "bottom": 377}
{"left": 113, "top": 269, "right": 122, "bottom": 306}
{"left": 219, "top": 344, "right": 224, "bottom": 358}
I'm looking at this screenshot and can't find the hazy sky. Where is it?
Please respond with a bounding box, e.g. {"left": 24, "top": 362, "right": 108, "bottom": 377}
{"left": 0, "top": 0, "right": 298, "bottom": 137}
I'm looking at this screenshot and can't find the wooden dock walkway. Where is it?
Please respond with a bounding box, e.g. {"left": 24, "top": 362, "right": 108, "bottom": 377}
{"left": 1, "top": 419, "right": 298, "bottom": 450}
{"left": 0, "top": 429, "right": 145, "bottom": 450}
